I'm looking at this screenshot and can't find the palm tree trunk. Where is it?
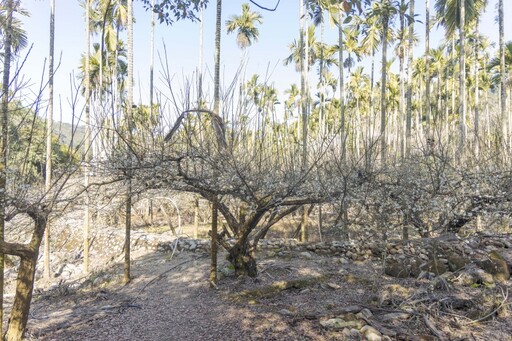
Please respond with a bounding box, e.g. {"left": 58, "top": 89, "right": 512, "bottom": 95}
{"left": 380, "top": 15, "right": 389, "bottom": 166}
{"left": 338, "top": 9, "right": 346, "bottom": 163}
{"left": 499, "top": 0, "right": 507, "bottom": 159}
{"left": 210, "top": 0, "right": 222, "bottom": 288}
{"left": 474, "top": 23, "right": 480, "bottom": 160}
{"left": 44, "top": 0, "right": 56, "bottom": 281}
{"left": 319, "top": 21, "right": 325, "bottom": 137}
{"left": 444, "top": 64, "right": 449, "bottom": 141}
{"left": 459, "top": 0, "right": 467, "bottom": 153}
{"left": 198, "top": 3, "right": 204, "bottom": 106}
{"left": 0, "top": 0, "right": 15, "bottom": 333}
{"left": 405, "top": 0, "right": 414, "bottom": 158}
{"left": 124, "top": 0, "right": 134, "bottom": 284}
{"left": 83, "top": 0, "right": 92, "bottom": 275}
{"left": 150, "top": 0, "right": 155, "bottom": 123}
{"left": 425, "top": 0, "right": 431, "bottom": 135}
{"left": 369, "top": 52, "right": 375, "bottom": 151}
{"left": 399, "top": 0, "right": 405, "bottom": 159}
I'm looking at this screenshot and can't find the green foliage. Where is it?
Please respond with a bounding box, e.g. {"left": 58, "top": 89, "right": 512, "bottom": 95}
{"left": 140, "top": 0, "right": 207, "bottom": 25}
{"left": 7, "top": 101, "right": 79, "bottom": 183}
{"left": 226, "top": 3, "right": 264, "bottom": 49}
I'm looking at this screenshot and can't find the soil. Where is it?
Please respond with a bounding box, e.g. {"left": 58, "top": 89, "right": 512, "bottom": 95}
{"left": 3, "top": 206, "right": 511, "bottom": 340}
{"left": 20, "top": 242, "right": 512, "bottom": 341}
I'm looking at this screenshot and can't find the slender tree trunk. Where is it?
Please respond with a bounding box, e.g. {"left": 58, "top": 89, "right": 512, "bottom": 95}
{"left": 124, "top": 0, "right": 134, "bottom": 284}
{"left": 319, "top": 20, "right": 325, "bottom": 137}
{"left": 198, "top": 4, "right": 204, "bottom": 106}
{"left": 210, "top": 198, "right": 218, "bottom": 286}
{"left": 369, "top": 52, "right": 375, "bottom": 156}
{"left": 499, "top": 0, "right": 507, "bottom": 160}
{"left": 300, "top": 205, "right": 309, "bottom": 242}
{"left": 405, "top": 0, "right": 414, "bottom": 158}
{"left": 299, "top": 0, "right": 307, "bottom": 168}
{"left": 459, "top": 0, "right": 467, "bottom": 153}
{"left": 399, "top": 0, "right": 405, "bottom": 159}
{"left": 380, "top": 15, "right": 389, "bottom": 166}
{"left": 210, "top": 0, "right": 222, "bottom": 288}
{"left": 44, "top": 0, "right": 56, "bottom": 282}
{"left": 83, "top": 0, "right": 91, "bottom": 275}
{"left": 444, "top": 64, "right": 449, "bottom": 141}
{"left": 338, "top": 9, "right": 346, "bottom": 163}
{"left": 299, "top": 0, "right": 309, "bottom": 242}
{"left": 0, "top": 0, "right": 14, "bottom": 334}
{"left": 425, "top": 0, "right": 431, "bottom": 135}
{"left": 194, "top": 198, "right": 199, "bottom": 239}
{"left": 474, "top": 23, "right": 480, "bottom": 160}
{"left": 149, "top": 0, "right": 155, "bottom": 122}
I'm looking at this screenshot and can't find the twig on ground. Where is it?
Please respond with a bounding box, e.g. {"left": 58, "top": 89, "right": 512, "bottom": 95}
{"left": 423, "top": 314, "right": 448, "bottom": 340}
{"left": 462, "top": 286, "right": 509, "bottom": 325}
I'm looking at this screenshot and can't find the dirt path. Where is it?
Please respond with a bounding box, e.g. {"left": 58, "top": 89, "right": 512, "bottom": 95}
{"left": 23, "top": 245, "right": 512, "bottom": 341}
{"left": 27, "top": 250, "right": 322, "bottom": 341}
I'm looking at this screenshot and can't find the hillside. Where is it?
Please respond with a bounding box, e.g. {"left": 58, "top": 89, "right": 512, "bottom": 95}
{"left": 53, "top": 121, "right": 85, "bottom": 148}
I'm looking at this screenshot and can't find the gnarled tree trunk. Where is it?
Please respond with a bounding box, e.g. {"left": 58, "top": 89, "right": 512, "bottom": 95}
{"left": 5, "top": 212, "right": 47, "bottom": 341}
{"left": 226, "top": 241, "right": 257, "bottom": 277}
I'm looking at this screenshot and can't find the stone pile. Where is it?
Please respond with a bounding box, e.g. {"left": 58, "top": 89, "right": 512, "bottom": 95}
{"left": 155, "top": 233, "right": 512, "bottom": 284}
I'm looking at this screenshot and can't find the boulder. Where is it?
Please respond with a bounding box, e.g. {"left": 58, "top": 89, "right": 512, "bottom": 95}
{"left": 476, "top": 251, "right": 510, "bottom": 282}
{"left": 361, "top": 325, "right": 382, "bottom": 341}
{"left": 384, "top": 260, "right": 410, "bottom": 278}
{"left": 447, "top": 252, "right": 471, "bottom": 271}
{"left": 421, "top": 259, "right": 448, "bottom": 275}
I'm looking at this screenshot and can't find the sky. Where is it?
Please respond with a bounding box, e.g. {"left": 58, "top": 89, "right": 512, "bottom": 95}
{"left": 13, "top": 0, "right": 512, "bottom": 124}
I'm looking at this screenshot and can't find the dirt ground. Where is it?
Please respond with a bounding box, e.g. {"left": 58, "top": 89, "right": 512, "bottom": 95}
{"left": 20, "top": 241, "right": 512, "bottom": 341}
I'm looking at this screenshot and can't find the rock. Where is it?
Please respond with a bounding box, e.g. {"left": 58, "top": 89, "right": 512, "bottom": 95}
{"left": 381, "top": 312, "right": 410, "bottom": 321}
{"left": 320, "top": 318, "right": 364, "bottom": 330}
{"left": 477, "top": 251, "right": 510, "bottom": 282}
{"left": 409, "top": 257, "right": 422, "bottom": 277}
{"left": 459, "top": 266, "right": 495, "bottom": 286}
{"left": 220, "top": 265, "right": 235, "bottom": 277}
{"left": 361, "top": 325, "right": 382, "bottom": 341}
{"left": 100, "top": 305, "right": 116, "bottom": 310}
{"left": 341, "top": 328, "right": 351, "bottom": 338}
{"left": 327, "top": 282, "right": 341, "bottom": 290}
{"left": 189, "top": 241, "right": 197, "bottom": 251}
{"left": 278, "top": 309, "right": 294, "bottom": 316}
{"left": 421, "top": 259, "right": 448, "bottom": 275}
{"left": 385, "top": 260, "right": 410, "bottom": 278}
{"left": 371, "top": 244, "right": 386, "bottom": 257}
{"left": 338, "top": 305, "right": 363, "bottom": 314}
{"left": 447, "top": 253, "right": 470, "bottom": 271}
{"left": 356, "top": 308, "right": 373, "bottom": 319}
{"left": 338, "top": 268, "right": 349, "bottom": 275}
{"left": 349, "top": 328, "right": 362, "bottom": 338}
{"left": 300, "top": 251, "right": 313, "bottom": 259}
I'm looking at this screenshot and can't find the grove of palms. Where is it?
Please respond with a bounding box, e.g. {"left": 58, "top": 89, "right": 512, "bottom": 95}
{"left": 0, "top": 0, "right": 510, "bottom": 339}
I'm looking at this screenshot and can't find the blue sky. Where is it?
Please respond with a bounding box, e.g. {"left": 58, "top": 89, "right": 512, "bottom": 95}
{"left": 15, "top": 0, "right": 512, "bottom": 123}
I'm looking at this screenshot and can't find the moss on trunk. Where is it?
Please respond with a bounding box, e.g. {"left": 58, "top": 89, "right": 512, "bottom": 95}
{"left": 227, "top": 244, "right": 257, "bottom": 277}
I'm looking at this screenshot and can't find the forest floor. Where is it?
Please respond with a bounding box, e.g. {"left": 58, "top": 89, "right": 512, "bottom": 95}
{"left": 18, "top": 233, "right": 512, "bottom": 341}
